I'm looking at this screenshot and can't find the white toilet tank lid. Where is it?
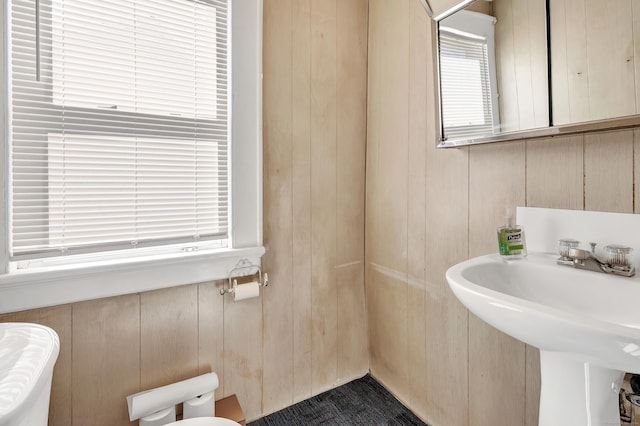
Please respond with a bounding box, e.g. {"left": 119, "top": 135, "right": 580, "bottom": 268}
{"left": 0, "top": 323, "right": 60, "bottom": 418}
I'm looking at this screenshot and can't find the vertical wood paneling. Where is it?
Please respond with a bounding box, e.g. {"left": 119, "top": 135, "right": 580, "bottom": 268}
{"left": 291, "top": 0, "right": 314, "bottom": 405}
{"left": 140, "top": 286, "right": 199, "bottom": 390}
{"left": 549, "top": 0, "right": 570, "bottom": 125}
{"left": 365, "top": 0, "right": 382, "bottom": 403}
{"left": 585, "top": 0, "right": 635, "bottom": 120}
{"left": 495, "top": 0, "right": 548, "bottom": 132}
{"left": 494, "top": 0, "right": 518, "bottom": 132}
{"left": 368, "top": 267, "right": 409, "bottom": 398}
{"left": 525, "top": 135, "right": 584, "bottom": 426}
{"left": 336, "top": 263, "right": 368, "bottom": 380}
{"left": 366, "top": 0, "right": 411, "bottom": 405}
{"left": 0, "top": 305, "right": 72, "bottom": 426}
{"left": 336, "top": 0, "right": 367, "bottom": 268}
{"left": 198, "top": 281, "right": 225, "bottom": 400}
{"left": 468, "top": 142, "right": 527, "bottom": 426}
{"left": 262, "top": 0, "right": 294, "bottom": 415}
{"left": 336, "top": 0, "right": 369, "bottom": 384}
{"left": 310, "top": 0, "right": 339, "bottom": 394}
{"left": 527, "top": 0, "right": 549, "bottom": 129}
{"left": 72, "top": 295, "right": 140, "bottom": 425}
{"left": 223, "top": 292, "right": 263, "bottom": 420}
{"left": 525, "top": 346, "right": 541, "bottom": 426}
{"left": 551, "top": 0, "right": 590, "bottom": 125}
{"left": 526, "top": 136, "right": 584, "bottom": 210}
{"left": 584, "top": 130, "right": 634, "bottom": 213}
{"left": 423, "top": 14, "right": 470, "bottom": 423}
{"left": 1, "top": 3, "right": 370, "bottom": 424}
{"left": 407, "top": 0, "right": 428, "bottom": 416}
{"left": 366, "top": 0, "right": 382, "bottom": 272}
{"left": 553, "top": 0, "right": 636, "bottom": 124}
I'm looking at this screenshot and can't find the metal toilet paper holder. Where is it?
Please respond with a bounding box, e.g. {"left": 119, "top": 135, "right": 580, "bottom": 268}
{"left": 220, "top": 258, "right": 269, "bottom": 296}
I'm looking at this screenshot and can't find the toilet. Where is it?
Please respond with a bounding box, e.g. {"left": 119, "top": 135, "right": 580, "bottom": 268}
{"left": 0, "top": 323, "right": 60, "bottom": 426}
{"left": 126, "top": 372, "right": 241, "bottom": 426}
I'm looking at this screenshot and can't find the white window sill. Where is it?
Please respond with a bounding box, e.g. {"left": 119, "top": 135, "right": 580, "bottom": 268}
{"left": 0, "top": 245, "right": 265, "bottom": 314}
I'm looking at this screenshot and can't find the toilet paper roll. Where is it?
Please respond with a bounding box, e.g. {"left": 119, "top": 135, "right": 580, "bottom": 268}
{"left": 234, "top": 281, "right": 260, "bottom": 301}
{"left": 183, "top": 391, "right": 215, "bottom": 419}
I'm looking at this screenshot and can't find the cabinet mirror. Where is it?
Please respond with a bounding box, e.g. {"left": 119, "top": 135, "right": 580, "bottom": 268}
{"left": 436, "top": 0, "right": 640, "bottom": 147}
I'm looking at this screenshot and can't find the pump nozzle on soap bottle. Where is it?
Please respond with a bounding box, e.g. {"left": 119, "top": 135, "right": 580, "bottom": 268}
{"left": 497, "top": 207, "right": 527, "bottom": 259}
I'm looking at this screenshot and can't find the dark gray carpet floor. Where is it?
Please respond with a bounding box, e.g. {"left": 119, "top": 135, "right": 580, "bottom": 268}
{"left": 248, "top": 374, "right": 428, "bottom": 426}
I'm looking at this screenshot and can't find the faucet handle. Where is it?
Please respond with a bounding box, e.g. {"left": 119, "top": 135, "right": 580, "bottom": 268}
{"left": 604, "top": 245, "right": 633, "bottom": 267}
{"left": 558, "top": 239, "right": 580, "bottom": 258}
{"left": 589, "top": 242, "right": 597, "bottom": 253}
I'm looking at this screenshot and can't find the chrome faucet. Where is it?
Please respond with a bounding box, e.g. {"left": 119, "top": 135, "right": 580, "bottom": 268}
{"left": 557, "top": 240, "right": 635, "bottom": 277}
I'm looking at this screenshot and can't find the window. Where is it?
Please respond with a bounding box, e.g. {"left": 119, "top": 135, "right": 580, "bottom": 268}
{"left": 11, "top": 0, "right": 229, "bottom": 261}
{"left": 0, "top": 0, "right": 263, "bottom": 312}
{"left": 438, "top": 10, "right": 499, "bottom": 141}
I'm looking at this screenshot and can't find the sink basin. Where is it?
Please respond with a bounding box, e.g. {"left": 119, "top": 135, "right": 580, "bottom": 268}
{"left": 447, "top": 252, "right": 640, "bottom": 426}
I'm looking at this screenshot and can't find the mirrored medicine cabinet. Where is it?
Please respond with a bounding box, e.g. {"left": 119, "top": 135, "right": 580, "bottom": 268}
{"left": 436, "top": 0, "right": 640, "bottom": 147}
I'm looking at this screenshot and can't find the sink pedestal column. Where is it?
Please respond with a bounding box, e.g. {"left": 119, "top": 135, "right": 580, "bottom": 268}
{"left": 539, "top": 351, "right": 624, "bottom": 426}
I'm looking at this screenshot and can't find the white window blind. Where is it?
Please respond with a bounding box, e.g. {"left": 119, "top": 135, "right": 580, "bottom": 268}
{"left": 439, "top": 29, "right": 495, "bottom": 141}
{"left": 10, "top": 0, "right": 229, "bottom": 260}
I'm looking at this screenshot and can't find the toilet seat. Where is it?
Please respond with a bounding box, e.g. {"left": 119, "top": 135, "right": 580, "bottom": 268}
{"left": 165, "top": 417, "right": 240, "bottom": 426}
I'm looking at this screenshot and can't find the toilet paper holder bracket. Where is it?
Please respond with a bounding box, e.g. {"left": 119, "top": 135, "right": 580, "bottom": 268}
{"left": 220, "top": 258, "right": 269, "bottom": 296}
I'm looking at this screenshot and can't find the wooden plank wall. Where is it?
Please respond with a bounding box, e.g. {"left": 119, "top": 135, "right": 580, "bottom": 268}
{"left": 551, "top": 0, "right": 638, "bottom": 125}
{"left": 494, "top": 0, "right": 548, "bottom": 132}
{"left": 367, "top": 1, "right": 640, "bottom": 426}
{"left": 0, "top": 1, "right": 369, "bottom": 424}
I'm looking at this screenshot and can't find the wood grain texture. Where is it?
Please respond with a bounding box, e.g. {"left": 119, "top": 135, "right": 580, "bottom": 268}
{"left": 223, "top": 289, "right": 263, "bottom": 420}
{"left": 407, "top": 0, "right": 428, "bottom": 415}
{"left": 366, "top": 0, "right": 411, "bottom": 405}
{"left": 468, "top": 141, "right": 527, "bottom": 426}
{"left": 310, "top": 0, "right": 339, "bottom": 395}
{"left": 494, "top": 0, "right": 518, "bottom": 132}
{"left": 336, "top": 0, "right": 367, "bottom": 268}
{"left": 367, "top": 266, "right": 409, "bottom": 401}
{"left": 72, "top": 295, "right": 140, "bottom": 425}
{"left": 0, "top": 305, "right": 72, "bottom": 426}
{"left": 424, "top": 97, "right": 470, "bottom": 426}
{"left": 262, "top": 0, "right": 294, "bottom": 415}
{"left": 584, "top": 0, "right": 635, "bottom": 121}
{"left": 336, "top": 0, "right": 369, "bottom": 386}
{"left": 525, "top": 345, "right": 541, "bottom": 426}
{"left": 551, "top": 0, "right": 590, "bottom": 125}
{"left": 584, "top": 129, "right": 634, "bottom": 213}
{"left": 372, "top": 0, "right": 409, "bottom": 274}
{"left": 0, "top": 3, "right": 370, "bottom": 423}
{"left": 140, "top": 285, "right": 199, "bottom": 390}
{"left": 553, "top": 0, "right": 636, "bottom": 123}
{"left": 336, "top": 262, "right": 368, "bottom": 381}
{"left": 526, "top": 135, "right": 584, "bottom": 210}
{"left": 198, "top": 281, "right": 225, "bottom": 400}
{"left": 291, "top": 0, "right": 314, "bottom": 405}
{"left": 494, "top": 0, "right": 548, "bottom": 132}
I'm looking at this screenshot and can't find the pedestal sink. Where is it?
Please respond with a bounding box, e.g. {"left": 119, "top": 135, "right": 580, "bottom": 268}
{"left": 446, "top": 252, "right": 640, "bottom": 425}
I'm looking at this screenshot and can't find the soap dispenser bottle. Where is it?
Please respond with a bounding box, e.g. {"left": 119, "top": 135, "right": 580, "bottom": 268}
{"left": 497, "top": 208, "right": 527, "bottom": 259}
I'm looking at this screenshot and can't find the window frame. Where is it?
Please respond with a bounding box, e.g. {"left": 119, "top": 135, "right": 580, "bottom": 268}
{"left": 438, "top": 10, "right": 499, "bottom": 142}
{"left": 0, "top": 0, "right": 264, "bottom": 313}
